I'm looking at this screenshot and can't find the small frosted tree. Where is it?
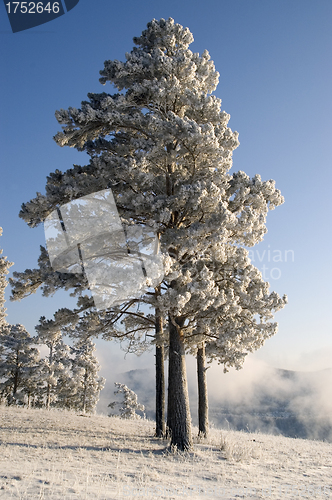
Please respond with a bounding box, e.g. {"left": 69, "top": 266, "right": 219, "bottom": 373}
{"left": 51, "top": 341, "right": 77, "bottom": 410}
{"left": 0, "top": 324, "right": 40, "bottom": 405}
{"left": 35, "top": 308, "right": 105, "bottom": 412}
{"left": 35, "top": 316, "right": 63, "bottom": 409}
{"left": 35, "top": 309, "right": 77, "bottom": 409}
{"left": 109, "top": 382, "right": 145, "bottom": 419}
{"left": 70, "top": 337, "right": 105, "bottom": 414}
{"left": 20, "top": 358, "right": 44, "bottom": 408}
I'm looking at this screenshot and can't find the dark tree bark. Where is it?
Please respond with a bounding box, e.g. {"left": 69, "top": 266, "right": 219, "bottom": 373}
{"left": 12, "top": 347, "right": 20, "bottom": 396}
{"left": 167, "top": 315, "right": 193, "bottom": 451}
{"left": 46, "top": 343, "right": 53, "bottom": 410}
{"left": 197, "top": 342, "right": 209, "bottom": 438}
{"left": 155, "top": 310, "right": 165, "bottom": 437}
{"left": 82, "top": 369, "right": 88, "bottom": 414}
{"left": 13, "top": 367, "right": 19, "bottom": 396}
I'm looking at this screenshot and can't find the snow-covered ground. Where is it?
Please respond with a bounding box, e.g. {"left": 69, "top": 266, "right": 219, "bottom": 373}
{"left": 0, "top": 406, "right": 331, "bottom": 499}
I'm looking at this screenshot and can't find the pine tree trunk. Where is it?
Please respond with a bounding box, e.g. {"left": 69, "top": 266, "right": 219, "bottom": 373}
{"left": 46, "top": 344, "right": 53, "bottom": 410}
{"left": 13, "top": 368, "right": 19, "bottom": 397}
{"left": 167, "top": 315, "right": 193, "bottom": 451}
{"left": 82, "top": 369, "right": 87, "bottom": 414}
{"left": 197, "top": 343, "right": 209, "bottom": 438}
{"left": 155, "top": 309, "right": 165, "bottom": 437}
{"left": 13, "top": 348, "right": 19, "bottom": 397}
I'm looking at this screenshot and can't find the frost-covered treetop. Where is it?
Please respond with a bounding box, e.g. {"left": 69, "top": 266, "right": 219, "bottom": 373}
{"left": 133, "top": 17, "right": 194, "bottom": 53}
{"left": 52, "top": 17, "right": 234, "bottom": 168}
{"left": 20, "top": 18, "right": 282, "bottom": 252}
{"left": 100, "top": 17, "right": 219, "bottom": 96}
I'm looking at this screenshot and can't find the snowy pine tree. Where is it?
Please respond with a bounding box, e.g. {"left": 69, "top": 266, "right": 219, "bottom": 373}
{"left": 70, "top": 337, "right": 105, "bottom": 414}
{"left": 109, "top": 382, "right": 145, "bottom": 419}
{"left": 35, "top": 309, "right": 105, "bottom": 412}
{"left": 11, "top": 18, "right": 286, "bottom": 450}
{"left": 35, "top": 316, "right": 64, "bottom": 409}
{"left": 20, "top": 358, "right": 44, "bottom": 408}
{"left": 35, "top": 310, "right": 83, "bottom": 409}
{"left": 0, "top": 324, "right": 40, "bottom": 405}
{"left": 51, "top": 340, "right": 76, "bottom": 410}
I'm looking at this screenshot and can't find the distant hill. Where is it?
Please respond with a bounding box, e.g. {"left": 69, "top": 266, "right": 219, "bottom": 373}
{"left": 209, "top": 367, "right": 332, "bottom": 441}
{"left": 97, "top": 365, "right": 332, "bottom": 442}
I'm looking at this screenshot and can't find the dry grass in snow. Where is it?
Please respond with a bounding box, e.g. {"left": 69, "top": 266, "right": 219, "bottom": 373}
{"left": 0, "top": 405, "right": 331, "bottom": 499}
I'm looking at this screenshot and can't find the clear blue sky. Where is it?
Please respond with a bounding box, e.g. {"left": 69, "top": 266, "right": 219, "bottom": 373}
{"left": 0, "top": 0, "right": 331, "bottom": 372}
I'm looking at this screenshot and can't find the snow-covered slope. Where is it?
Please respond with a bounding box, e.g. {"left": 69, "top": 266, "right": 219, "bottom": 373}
{"left": 0, "top": 406, "right": 331, "bottom": 499}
